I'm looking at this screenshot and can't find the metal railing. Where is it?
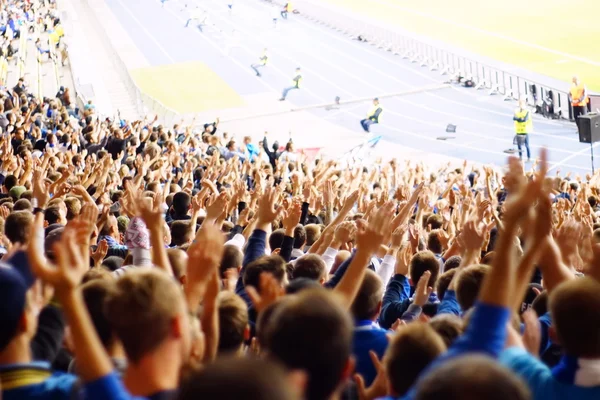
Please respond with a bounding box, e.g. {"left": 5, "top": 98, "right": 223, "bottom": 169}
{"left": 70, "top": 0, "right": 181, "bottom": 125}
{"left": 267, "top": 0, "right": 578, "bottom": 120}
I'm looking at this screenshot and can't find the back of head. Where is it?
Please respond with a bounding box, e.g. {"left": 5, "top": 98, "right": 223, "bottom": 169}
{"left": 304, "top": 224, "right": 321, "bottom": 246}
{"left": 104, "top": 269, "right": 184, "bottom": 363}
{"left": 220, "top": 244, "right": 243, "bottom": 278}
{"left": 243, "top": 255, "right": 287, "bottom": 292}
{"left": 4, "top": 210, "right": 33, "bottom": 244}
{"left": 266, "top": 289, "right": 352, "bottom": 400}
{"left": 550, "top": 277, "right": 600, "bottom": 358}
{"left": 217, "top": 291, "right": 249, "bottom": 355}
{"left": 456, "top": 264, "right": 489, "bottom": 311}
{"left": 428, "top": 314, "right": 464, "bottom": 348}
{"left": 293, "top": 225, "right": 306, "bottom": 249}
{"left": 410, "top": 251, "right": 440, "bottom": 289}
{"left": 82, "top": 279, "right": 116, "bottom": 349}
{"left": 172, "top": 192, "right": 191, "bottom": 215}
{"left": 331, "top": 250, "right": 351, "bottom": 274}
{"left": 415, "top": 355, "right": 530, "bottom": 400}
{"left": 436, "top": 269, "right": 457, "bottom": 302}
{"left": 427, "top": 231, "right": 443, "bottom": 254}
{"left": 385, "top": 323, "right": 446, "bottom": 397}
{"left": 177, "top": 356, "right": 297, "bottom": 400}
{"left": 350, "top": 269, "right": 383, "bottom": 321}
{"left": 443, "top": 256, "right": 461, "bottom": 272}
{"left": 269, "top": 228, "right": 285, "bottom": 251}
{"left": 170, "top": 221, "right": 193, "bottom": 246}
{"left": 293, "top": 254, "right": 326, "bottom": 282}
{"left": 13, "top": 198, "right": 32, "bottom": 212}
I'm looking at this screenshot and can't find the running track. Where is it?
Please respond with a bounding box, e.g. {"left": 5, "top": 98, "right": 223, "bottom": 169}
{"left": 104, "top": 0, "right": 596, "bottom": 173}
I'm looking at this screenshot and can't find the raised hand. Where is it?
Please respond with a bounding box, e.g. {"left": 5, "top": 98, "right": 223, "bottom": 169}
{"left": 32, "top": 167, "right": 50, "bottom": 208}
{"left": 283, "top": 199, "right": 302, "bottom": 235}
{"left": 246, "top": 272, "right": 285, "bottom": 313}
{"left": 91, "top": 239, "right": 108, "bottom": 267}
{"left": 460, "top": 220, "right": 486, "bottom": 252}
{"left": 185, "top": 223, "right": 225, "bottom": 313}
{"left": 355, "top": 201, "right": 395, "bottom": 255}
{"left": 394, "top": 245, "right": 412, "bottom": 276}
{"left": 354, "top": 351, "right": 388, "bottom": 400}
{"left": 413, "top": 270, "right": 433, "bottom": 306}
{"left": 256, "top": 187, "right": 283, "bottom": 229}
{"left": 333, "top": 221, "right": 357, "bottom": 247}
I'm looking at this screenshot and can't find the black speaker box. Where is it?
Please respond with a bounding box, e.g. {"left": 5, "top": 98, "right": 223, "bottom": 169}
{"left": 578, "top": 113, "right": 600, "bottom": 144}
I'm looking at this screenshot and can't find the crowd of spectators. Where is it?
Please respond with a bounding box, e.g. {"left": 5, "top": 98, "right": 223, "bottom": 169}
{"left": 2, "top": 1, "right": 600, "bottom": 400}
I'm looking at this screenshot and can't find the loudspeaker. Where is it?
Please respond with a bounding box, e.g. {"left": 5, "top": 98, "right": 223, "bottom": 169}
{"left": 578, "top": 113, "right": 600, "bottom": 144}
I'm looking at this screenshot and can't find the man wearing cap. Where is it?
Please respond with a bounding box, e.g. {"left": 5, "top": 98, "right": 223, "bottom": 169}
{"left": 360, "top": 98, "right": 383, "bottom": 133}
{"left": 0, "top": 261, "right": 77, "bottom": 399}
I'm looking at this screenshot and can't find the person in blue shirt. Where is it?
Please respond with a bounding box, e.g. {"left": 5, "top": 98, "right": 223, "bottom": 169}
{"left": 500, "top": 277, "right": 600, "bottom": 400}
{"left": 351, "top": 269, "right": 389, "bottom": 386}
{"left": 379, "top": 251, "right": 440, "bottom": 329}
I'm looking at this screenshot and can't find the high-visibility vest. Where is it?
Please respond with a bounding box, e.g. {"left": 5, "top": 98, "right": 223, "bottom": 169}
{"left": 285, "top": 2, "right": 293, "bottom": 11}
{"left": 570, "top": 82, "right": 588, "bottom": 107}
{"left": 260, "top": 52, "right": 268, "bottom": 65}
{"left": 49, "top": 31, "right": 59, "bottom": 46}
{"left": 514, "top": 108, "right": 532, "bottom": 134}
{"left": 367, "top": 105, "right": 383, "bottom": 123}
{"left": 293, "top": 74, "right": 302, "bottom": 88}
{"left": 55, "top": 24, "right": 64, "bottom": 38}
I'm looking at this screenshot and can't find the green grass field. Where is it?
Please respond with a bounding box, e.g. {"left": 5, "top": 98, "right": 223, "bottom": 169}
{"left": 130, "top": 62, "right": 244, "bottom": 114}
{"left": 322, "top": 0, "right": 600, "bottom": 92}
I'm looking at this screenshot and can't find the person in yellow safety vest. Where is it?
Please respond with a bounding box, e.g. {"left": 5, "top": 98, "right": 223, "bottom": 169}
{"left": 251, "top": 48, "right": 268, "bottom": 77}
{"left": 513, "top": 98, "right": 532, "bottom": 162}
{"left": 279, "top": 67, "right": 302, "bottom": 101}
{"left": 0, "top": 56, "right": 8, "bottom": 85}
{"left": 360, "top": 98, "right": 383, "bottom": 133}
{"left": 281, "top": 2, "right": 292, "bottom": 19}
{"left": 48, "top": 30, "right": 60, "bottom": 49}
{"left": 569, "top": 76, "right": 589, "bottom": 128}
{"left": 55, "top": 23, "right": 64, "bottom": 39}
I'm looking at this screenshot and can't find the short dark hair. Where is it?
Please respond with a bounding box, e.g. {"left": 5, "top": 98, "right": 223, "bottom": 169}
{"left": 44, "top": 207, "right": 62, "bottom": 225}
{"left": 410, "top": 251, "right": 440, "bottom": 289}
{"left": 350, "top": 269, "right": 383, "bottom": 321}
{"left": 415, "top": 355, "right": 530, "bottom": 400}
{"left": 4, "top": 175, "right": 17, "bottom": 191}
{"left": 428, "top": 314, "right": 464, "bottom": 347}
{"left": 4, "top": 210, "right": 33, "bottom": 244}
{"left": 170, "top": 221, "right": 193, "bottom": 246}
{"left": 82, "top": 279, "right": 116, "bottom": 349}
{"left": 385, "top": 323, "right": 446, "bottom": 396}
{"left": 550, "top": 277, "right": 600, "bottom": 358}
{"left": 269, "top": 229, "right": 285, "bottom": 251}
{"left": 266, "top": 289, "right": 352, "bottom": 400}
{"left": 220, "top": 245, "right": 243, "bottom": 278}
{"left": 456, "top": 264, "right": 489, "bottom": 311}
{"left": 436, "top": 269, "right": 457, "bottom": 302}
{"left": 172, "top": 192, "right": 191, "bottom": 215}
{"left": 292, "top": 254, "right": 326, "bottom": 282}
{"left": 443, "top": 256, "right": 461, "bottom": 271}
{"left": 177, "top": 356, "right": 295, "bottom": 400}
{"left": 293, "top": 225, "right": 307, "bottom": 249}
{"left": 243, "top": 255, "right": 287, "bottom": 292}
{"left": 427, "top": 231, "right": 443, "bottom": 254}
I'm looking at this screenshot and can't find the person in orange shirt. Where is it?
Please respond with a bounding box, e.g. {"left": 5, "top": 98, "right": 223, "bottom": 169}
{"left": 569, "top": 76, "right": 589, "bottom": 129}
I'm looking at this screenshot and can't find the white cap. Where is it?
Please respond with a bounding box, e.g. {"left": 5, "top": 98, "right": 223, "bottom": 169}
{"left": 225, "top": 233, "right": 245, "bottom": 249}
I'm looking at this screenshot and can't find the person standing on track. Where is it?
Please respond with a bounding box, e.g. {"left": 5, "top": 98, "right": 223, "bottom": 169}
{"left": 360, "top": 98, "right": 383, "bottom": 133}
{"left": 279, "top": 67, "right": 302, "bottom": 101}
{"left": 281, "top": 1, "right": 292, "bottom": 19}
{"left": 251, "top": 48, "right": 269, "bottom": 77}
{"left": 569, "top": 75, "right": 589, "bottom": 130}
{"left": 513, "top": 98, "right": 532, "bottom": 162}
